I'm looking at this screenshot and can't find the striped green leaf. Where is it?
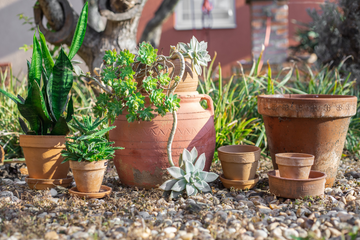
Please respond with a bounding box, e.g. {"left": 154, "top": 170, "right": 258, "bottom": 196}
{"left": 29, "top": 33, "right": 42, "bottom": 86}
{"left": 66, "top": 96, "right": 74, "bottom": 122}
{"left": 68, "top": 1, "right": 88, "bottom": 60}
{"left": 50, "top": 116, "right": 69, "bottom": 135}
{"left": 39, "top": 30, "right": 54, "bottom": 78}
{"left": 0, "top": 88, "right": 22, "bottom": 104}
{"left": 48, "top": 48, "right": 73, "bottom": 121}
{"left": 17, "top": 102, "right": 41, "bottom": 134}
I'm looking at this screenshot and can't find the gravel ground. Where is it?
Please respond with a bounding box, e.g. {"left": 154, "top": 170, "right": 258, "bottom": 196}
{"left": 0, "top": 157, "right": 360, "bottom": 240}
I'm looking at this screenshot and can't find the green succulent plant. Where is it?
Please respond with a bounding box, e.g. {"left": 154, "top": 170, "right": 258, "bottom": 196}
{"left": 175, "top": 36, "right": 211, "bottom": 76}
{"left": 61, "top": 116, "right": 123, "bottom": 162}
{"left": 159, "top": 147, "right": 219, "bottom": 199}
{"left": 0, "top": 2, "right": 88, "bottom": 135}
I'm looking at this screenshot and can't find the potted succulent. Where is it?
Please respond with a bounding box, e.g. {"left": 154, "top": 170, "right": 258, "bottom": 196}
{"left": 90, "top": 37, "right": 215, "bottom": 189}
{"left": 61, "top": 116, "right": 122, "bottom": 198}
{"left": 0, "top": 3, "right": 88, "bottom": 189}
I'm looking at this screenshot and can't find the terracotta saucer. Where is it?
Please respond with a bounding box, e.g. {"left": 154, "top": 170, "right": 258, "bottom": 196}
{"left": 220, "top": 174, "right": 259, "bottom": 190}
{"left": 25, "top": 176, "right": 73, "bottom": 190}
{"left": 268, "top": 170, "right": 326, "bottom": 199}
{"left": 69, "top": 185, "right": 112, "bottom": 199}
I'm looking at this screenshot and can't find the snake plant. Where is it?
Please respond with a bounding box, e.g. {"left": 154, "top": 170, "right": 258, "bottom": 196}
{"left": 0, "top": 2, "right": 88, "bottom": 135}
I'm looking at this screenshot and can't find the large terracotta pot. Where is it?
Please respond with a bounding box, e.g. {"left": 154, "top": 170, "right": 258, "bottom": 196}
{"left": 20, "top": 135, "right": 69, "bottom": 179}
{"left": 110, "top": 93, "right": 216, "bottom": 189}
{"left": 70, "top": 160, "right": 107, "bottom": 193}
{"left": 258, "top": 94, "right": 357, "bottom": 187}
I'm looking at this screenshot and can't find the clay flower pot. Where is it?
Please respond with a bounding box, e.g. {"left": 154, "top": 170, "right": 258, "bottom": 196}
{"left": 167, "top": 58, "right": 199, "bottom": 93}
{"left": 218, "top": 145, "right": 261, "bottom": 181}
{"left": 110, "top": 93, "right": 216, "bottom": 189}
{"left": 276, "top": 153, "right": 314, "bottom": 179}
{"left": 258, "top": 94, "right": 357, "bottom": 187}
{"left": 20, "top": 135, "right": 69, "bottom": 179}
{"left": 69, "top": 160, "right": 108, "bottom": 193}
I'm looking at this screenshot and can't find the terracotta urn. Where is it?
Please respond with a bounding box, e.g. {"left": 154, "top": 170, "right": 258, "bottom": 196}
{"left": 20, "top": 135, "right": 69, "bottom": 179}
{"left": 258, "top": 94, "right": 357, "bottom": 187}
{"left": 110, "top": 93, "right": 216, "bottom": 189}
{"left": 276, "top": 153, "right": 314, "bottom": 179}
{"left": 218, "top": 145, "right": 260, "bottom": 181}
{"left": 69, "top": 160, "right": 108, "bottom": 193}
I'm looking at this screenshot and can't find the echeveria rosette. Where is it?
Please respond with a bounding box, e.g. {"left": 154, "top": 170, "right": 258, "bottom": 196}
{"left": 159, "top": 147, "right": 218, "bottom": 199}
{"left": 175, "top": 36, "right": 211, "bottom": 76}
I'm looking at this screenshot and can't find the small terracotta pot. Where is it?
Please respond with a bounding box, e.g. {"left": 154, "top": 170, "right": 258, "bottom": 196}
{"left": 276, "top": 153, "right": 314, "bottom": 179}
{"left": 167, "top": 58, "right": 199, "bottom": 93}
{"left": 20, "top": 135, "right": 69, "bottom": 179}
{"left": 70, "top": 160, "right": 107, "bottom": 193}
{"left": 218, "top": 145, "right": 261, "bottom": 180}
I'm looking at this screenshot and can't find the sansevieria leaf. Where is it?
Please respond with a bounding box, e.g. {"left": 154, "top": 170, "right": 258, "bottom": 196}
{"left": 68, "top": 1, "right": 88, "bottom": 60}
{"left": 39, "top": 30, "right": 54, "bottom": 78}
{"left": 48, "top": 48, "right": 73, "bottom": 121}
{"left": 29, "top": 33, "right": 42, "bottom": 86}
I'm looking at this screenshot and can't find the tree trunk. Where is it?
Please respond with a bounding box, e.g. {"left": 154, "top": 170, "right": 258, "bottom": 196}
{"left": 34, "top": 0, "right": 177, "bottom": 72}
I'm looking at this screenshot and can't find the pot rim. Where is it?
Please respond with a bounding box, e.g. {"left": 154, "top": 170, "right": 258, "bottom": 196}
{"left": 276, "top": 153, "right": 314, "bottom": 166}
{"left": 267, "top": 170, "right": 326, "bottom": 182}
{"left": 218, "top": 145, "right": 261, "bottom": 155}
{"left": 258, "top": 94, "right": 357, "bottom": 100}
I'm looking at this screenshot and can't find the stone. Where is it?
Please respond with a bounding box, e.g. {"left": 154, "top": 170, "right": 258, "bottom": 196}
{"left": 137, "top": 211, "right": 150, "bottom": 219}
{"left": 72, "top": 232, "right": 89, "bottom": 239}
{"left": 271, "top": 228, "right": 282, "bottom": 238}
{"left": 180, "top": 233, "right": 193, "bottom": 240}
{"left": 49, "top": 189, "right": 57, "bottom": 197}
{"left": 283, "top": 228, "right": 299, "bottom": 239}
{"left": 215, "top": 211, "right": 227, "bottom": 221}
{"left": 37, "top": 212, "right": 48, "bottom": 218}
{"left": 1, "top": 179, "right": 14, "bottom": 185}
{"left": 45, "top": 231, "right": 59, "bottom": 240}
{"left": 186, "top": 202, "right": 202, "bottom": 213}
{"left": 269, "top": 222, "right": 280, "bottom": 231}
{"left": 296, "top": 228, "right": 307, "bottom": 238}
{"left": 257, "top": 205, "right": 272, "bottom": 214}
{"left": 254, "top": 230, "right": 268, "bottom": 238}
{"left": 329, "top": 228, "right": 341, "bottom": 237}
{"left": 337, "top": 212, "right": 353, "bottom": 222}
{"left": 163, "top": 227, "right": 177, "bottom": 235}
{"left": 0, "top": 191, "right": 13, "bottom": 198}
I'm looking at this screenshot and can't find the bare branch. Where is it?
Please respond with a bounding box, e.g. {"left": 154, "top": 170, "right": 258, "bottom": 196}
{"left": 38, "top": 0, "right": 64, "bottom": 31}
{"left": 140, "top": 0, "right": 180, "bottom": 47}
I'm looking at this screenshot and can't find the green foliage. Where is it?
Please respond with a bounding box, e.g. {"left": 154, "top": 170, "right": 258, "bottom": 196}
{"left": 0, "top": 3, "right": 88, "bottom": 135}
{"left": 159, "top": 147, "right": 218, "bottom": 198}
{"left": 295, "top": 0, "right": 360, "bottom": 82}
{"left": 61, "top": 116, "right": 123, "bottom": 162}
{"left": 176, "top": 36, "right": 211, "bottom": 76}
{"left": 199, "top": 52, "right": 360, "bottom": 159}
{"left": 94, "top": 42, "right": 181, "bottom": 124}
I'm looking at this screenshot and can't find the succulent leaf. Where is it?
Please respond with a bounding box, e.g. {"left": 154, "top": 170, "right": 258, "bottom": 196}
{"left": 190, "top": 147, "right": 198, "bottom": 163}
{"left": 199, "top": 171, "right": 218, "bottom": 182}
{"left": 159, "top": 179, "right": 178, "bottom": 191}
{"left": 171, "top": 178, "right": 187, "bottom": 192}
{"left": 182, "top": 148, "right": 192, "bottom": 162}
{"left": 194, "top": 153, "right": 206, "bottom": 170}
{"left": 167, "top": 166, "right": 185, "bottom": 179}
{"left": 186, "top": 183, "right": 196, "bottom": 196}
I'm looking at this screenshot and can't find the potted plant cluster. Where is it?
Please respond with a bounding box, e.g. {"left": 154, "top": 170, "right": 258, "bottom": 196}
{"left": 0, "top": 2, "right": 89, "bottom": 189}
{"left": 61, "top": 116, "right": 122, "bottom": 198}
{"left": 91, "top": 37, "right": 216, "bottom": 189}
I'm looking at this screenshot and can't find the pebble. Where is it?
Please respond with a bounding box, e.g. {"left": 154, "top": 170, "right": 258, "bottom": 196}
{"left": 44, "top": 231, "right": 59, "bottom": 240}
{"left": 254, "top": 230, "right": 267, "bottom": 238}
{"left": 49, "top": 189, "right": 57, "bottom": 197}
{"left": 283, "top": 228, "right": 299, "bottom": 239}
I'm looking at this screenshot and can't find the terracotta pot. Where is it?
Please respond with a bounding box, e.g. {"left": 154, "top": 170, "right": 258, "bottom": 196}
{"left": 110, "top": 93, "right": 216, "bottom": 189}
{"left": 268, "top": 170, "right": 326, "bottom": 199}
{"left": 20, "top": 135, "right": 69, "bottom": 179}
{"left": 276, "top": 153, "right": 314, "bottom": 179}
{"left": 167, "top": 58, "right": 198, "bottom": 93}
{"left": 258, "top": 94, "right": 357, "bottom": 187}
{"left": 69, "top": 160, "right": 107, "bottom": 193}
{"left": 218, "top": 145, "right": 260, "bottom": 180}
{"left": 25, "top": 176, "right": 73, "bottom": 190}
{"left": 134, "top": 58, "right": 198, "bottom": 93}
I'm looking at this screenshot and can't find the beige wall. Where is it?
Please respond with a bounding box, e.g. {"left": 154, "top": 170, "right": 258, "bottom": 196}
{"left": 0, "top": 0, "right": 84, "bottom": 78}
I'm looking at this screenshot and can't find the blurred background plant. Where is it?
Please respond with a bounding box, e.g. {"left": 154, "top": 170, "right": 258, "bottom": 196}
{"left": 291, "top": 0, "right": 360, "bottom": 83}
{"left": 198, "top": 52, "right": 360, "bottom": 162}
